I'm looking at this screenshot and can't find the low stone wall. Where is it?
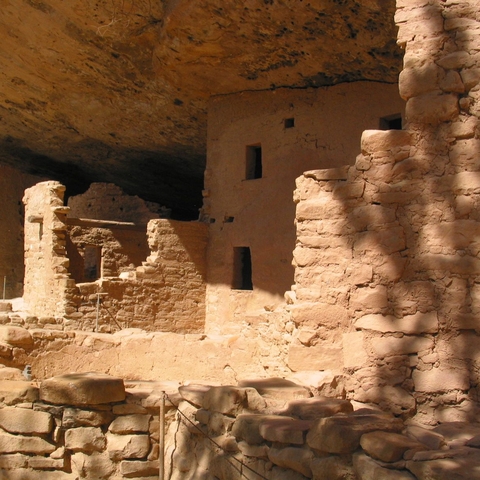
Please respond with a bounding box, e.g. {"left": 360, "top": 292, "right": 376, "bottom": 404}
{"left": 0, "top": 372, "right": 479, "bottom": 480}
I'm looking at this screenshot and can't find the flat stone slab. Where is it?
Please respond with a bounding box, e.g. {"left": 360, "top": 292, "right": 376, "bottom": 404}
{"left": 40, "top": 373, "right": 125, "bottom": 406}
{"left": 232, "top": 414, "right": 295, "bottom": 445}
{"left": 0, "top": 326, "right": 33, "bottom": 347}
{"left": 0, "top": 407, "right": 52, "bottom": 434}
{"left": 307, "top": 413, "right": 404, "bottom": 454}
{"left": 238, "top": 378, "right": 310, "bottom": 400}
{"left": 432, "top": 422, "right": 480, "bottom": 444}
{"left": 178, "top": 384, "right": 211, "bottom": 408}
{"left": 282, "top": 396, "right": 353, "bottom": 419}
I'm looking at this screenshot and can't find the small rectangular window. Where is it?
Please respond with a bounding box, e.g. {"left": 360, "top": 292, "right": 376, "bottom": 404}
{"left": 284, "top": 118, "right": 295, "bottom": 128}
{"left": 246, "top": 145, "right": 262, "bottom": 180}
{"left": 380, "top": 114, "right": 402, "bottom": 130}
{"left": 232, "top": 247, "right": 253, "bottom": 290}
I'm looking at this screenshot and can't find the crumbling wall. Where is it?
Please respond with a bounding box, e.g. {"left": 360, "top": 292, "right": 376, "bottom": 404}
{"left": 204, "top": 82, "right": 405, "bottom": 334}
{"left": 22, "top": 181, "right": 208, "bottom": 332}
{"left": 289, "top": 0, "right": 480, "bottom": 424}
{"left": 23, "top": 181, "right": 73, "bottom": 318}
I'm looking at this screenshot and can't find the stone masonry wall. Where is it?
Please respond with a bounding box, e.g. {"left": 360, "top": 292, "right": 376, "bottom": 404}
{"left": 290, "top": 0, "right": 480, "bottom": 424}
{"left": 2, "top": 372, "right": 480, "bottom": 480}
{"left": 23, "top": 182, "right": 208, "bottom": 333}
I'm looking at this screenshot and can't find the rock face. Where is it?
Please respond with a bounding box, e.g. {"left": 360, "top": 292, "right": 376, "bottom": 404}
{"left": 0, "top": 0, "right": 401, "bottom": 217}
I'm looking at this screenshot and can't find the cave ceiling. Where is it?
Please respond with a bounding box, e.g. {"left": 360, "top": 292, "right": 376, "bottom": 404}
{"left": 0, "top": 0, "right": 402, "bottom": 218}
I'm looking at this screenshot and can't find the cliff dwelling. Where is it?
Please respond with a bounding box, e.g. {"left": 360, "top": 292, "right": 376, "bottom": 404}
{"left": 1, "top": 0, "right": 480, "bottom": 479}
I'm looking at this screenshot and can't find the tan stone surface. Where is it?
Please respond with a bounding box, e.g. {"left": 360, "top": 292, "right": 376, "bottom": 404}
{"left": 0, "top": 407, "right": 52, "bottom": 434}
{"left": 106, "top": 433, "right": 150, "bottom": 460}
{"left": 65, "top": 427, "right": 106, "bottom": 452}
{"left": 0, "top": 326, "right": 33, "bottom": 347}
{"left": 40, "top": 372, "right": 125, "bottom": 405}
{"left": 108, "top": 414, "right": 150, "bottom": 434}
{"left": 0, "top": 381, "right": 39, "bottom": 405}
{"left": 288, "top": 343, "right": 343, "bottom": 371}
{"left": 306, "top": 414, "right": 403, "bottom": 454}
{"left": 258, "top": 418, "right": 311, "bottom": 445}
{"left": 412, "top": 368, "right": 470, "bottom": 393}
{"left": 0, "top": 431, "right": 55, "bottom": 454}
{"left": 360, "top": 431, "right": 427, "bottom": 463}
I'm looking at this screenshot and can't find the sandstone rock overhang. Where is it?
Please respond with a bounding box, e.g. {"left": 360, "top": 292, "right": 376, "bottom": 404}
{"left": 0, "top": 0, "right": 401, "bottom": 218}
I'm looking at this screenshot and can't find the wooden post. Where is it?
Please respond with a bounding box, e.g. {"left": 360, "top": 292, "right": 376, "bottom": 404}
{"left": 159, "top": 391, "right": 165, "bottom": 480}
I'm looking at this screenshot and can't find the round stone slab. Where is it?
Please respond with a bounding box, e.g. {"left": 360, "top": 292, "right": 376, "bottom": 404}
{"left": 40, "top": 373, "right": 125, "bottom": 406}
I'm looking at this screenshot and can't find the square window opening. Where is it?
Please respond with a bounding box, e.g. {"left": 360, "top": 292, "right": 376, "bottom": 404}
{"left": 246, "top": 145, "right": 262, "bottom": 180}
{"left": 284, "top": 118, "right": 295, "bottom": 128}
{"left": 380, "top": 114, "right": 402, "bottom": 130}
{"left": 232, "top": 247, "right": 253, "bottom": 290}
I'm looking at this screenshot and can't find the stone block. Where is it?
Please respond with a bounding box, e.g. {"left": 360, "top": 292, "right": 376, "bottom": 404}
{"left": 203, "top": 386, "right": 247, "bottom": 415}
{"left": 268, "top": 446, "right": 313, "bottom": 477}
{"left": 0, "top": 453, "right": 27, "bottom": 469}
{"left": 361, "top": 130, "right": 411, "bottom": 154}
{"left": 307, "top": 413, "right": 403, "bottom": 454}
{"left": 259, "top": 417, "right": 311, "bottom": 444}
{"left": 406, "top": 92, "right": 459, "bottom": 124}
{"left": 0, "top": 326, "right": 33, "bottom": 347}
{"left": 289, "top": 302, "right": 349, "bottom": 329}
{"left": 71, "top": 451, "right": 115, "bottom": 479}
{"left": 106, "top": 433, "right": 150, "bottom": 460}
{"left": 399, "top": 63, "right": 443, "bottom": 99}
{"left": 282, "top": 396, "right": 353, "bottom": 420}
{"left": 177, "top": 384, "right": 211, "bottom": 408}
{"left": 405, "top": 425, "right": 446, "bottom": 451}
{"left": 372, "top": 335, "right": 434, "bottom": 358}
{"left": 62, "top": 407, "right": 114, "bottom": 427}
{"left": 360, "top": 431, "right": 426, "bottom": 463}
{"left": 120, "top": 460, "right": 159, "bottom": 477}
{"left": 0, "top": 431, "right": 55, "bottom": 454}
{"left": 354, "top": 453, "right": 416, "bottom": 480}
{"left": 65, "top": 427, "right": 106, "bottom": 452}
{"left": 108, "top": 414, "right": 150, "bottom": 434}
{"left": 296, "top": 198, "right": 346, "bottom": 221}
{"left": 350, "top": 285, "right": 388, "bottom": 312}
{"left": 355, "top": 312, "right": 438, "bottom": 335}
{"left": 232, "top": 414, "right": 292, "bottom": 445}
{"left": 288, "top": 343, "right": 343, "bottom": 371}
{"left": 0, "top": 406, "right": 52, "bottom": 434}
{"left": 353, "top": 386, "right": 415, "bottom": 416}
{"left": 343, "top": 331, "right": 369, "bottom": 368}
{"left": 28, "top": 456, "right": 64, "bottom": 469}
{"left": 412, "top": 368, "right": 470, "bottom": 393}
{"left": 238, "top": 441, "right": 269, "bottom": 458}
{"left": 40, "top": 372, "right": 125, "bottom": 406}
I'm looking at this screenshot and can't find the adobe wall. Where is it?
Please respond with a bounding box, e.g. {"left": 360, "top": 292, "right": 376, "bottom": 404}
{"left": 204, "top": 82, "right": 405, "bottom": 333}
{"left": 0, "top": 165, "right": 46, "bottom": 299}
{"left": 289, "top": 0, "right": 480, "bottom": 423}
{"left": 22, "top": 182, "right": 208, "bottom": 333}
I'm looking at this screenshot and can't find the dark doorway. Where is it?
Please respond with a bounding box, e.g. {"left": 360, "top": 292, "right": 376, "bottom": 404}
{"left": 233, "top": 246, "right": 253, "bottom": 290}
